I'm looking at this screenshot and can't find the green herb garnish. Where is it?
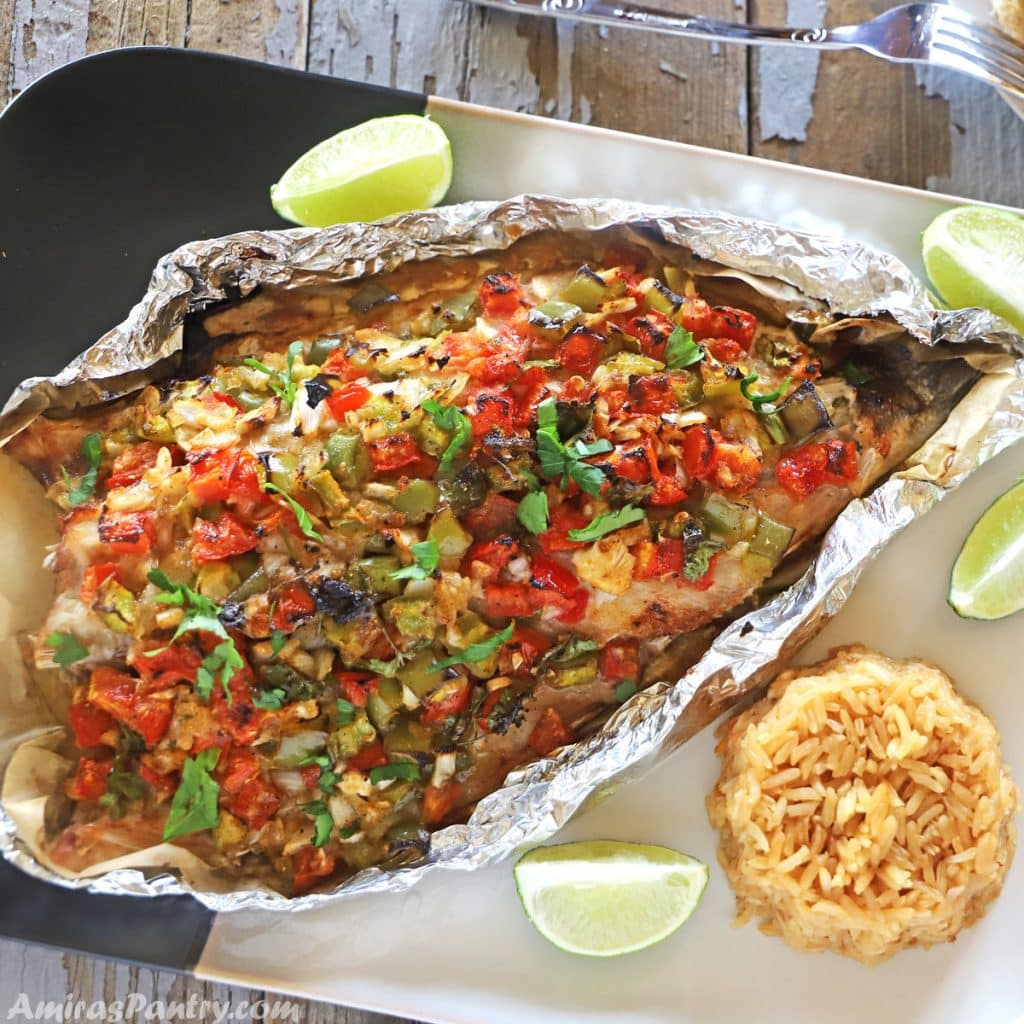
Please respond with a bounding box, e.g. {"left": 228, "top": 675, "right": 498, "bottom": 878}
{"left": 195, "top": 639, "right": 244, "bottom": 702}
{"left": 264, "top": 483, "right": 324, "bottom": 542}
{"left": 358, "top": 656, "right": 406, "bottom": 677}
{"left": 567, "top": 504, "right": 646, "bottom": 543}
{"left": 368, "top": 762, "right": 421, "bottom": 784}
{"left": 270, "top": 629, "right": 288, "bottom": 657}
{"left": 614, "top": 680, "right": 638, "bottom": 703}
{"left": 300, "top": 754, "right": 340, "bottom": 795}
{"left": 516, "top": 489, "right": 550, "bottom": 535}
{"left": 842, "top": 360, "right": 872, "bottom": 385}
{"left": 300, "top": 799, "right": 335, "bottom": 847}
{"left": 163, "top": 748, "right": 221, "bottom": 842}
{"left": 336, "top": 697, "right": 356, "bottom": 723}
{"left": 664, "top": 327, "right": 703, "bottom": 369}
{"left": 740, "top": 372, "right": 792, "bottom": 413}
{"left": 46, "top": 631, "right": 88, "bottom": 668}
{"left": 390, "top": 538, "right": 440, "bottom": 581}
{"left": 422, "top": 398, "right": 472, "bottom": 473}
{"left": 60, "top": 432, "right": 102, "bottom": 508}
{"left": 535, "top": 398, "right": 612, "bottom": 497}
{"left": 253, "top": 688, "right": 287, "bottom": 710}
{"left": 99, "top": 769, "right": 145, "bottom": 818}
{"left": 244, "top": 340, "right": 303, "bottom": 407}
{"left": 429, "top": 623, "right": 514, "bottom": 672}
{"left": 339, "top": 824, "right": 360, "bottom": 839}
{"left": 683, "top": 540, "right": 723, "bottom": 582}
{"left": 535, "top": 635, "right": 600, "bottom": 669}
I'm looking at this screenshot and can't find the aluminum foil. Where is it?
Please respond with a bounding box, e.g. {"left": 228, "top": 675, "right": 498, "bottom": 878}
{"left": 1, "top": 195, "right": 1022, "bottom": 912}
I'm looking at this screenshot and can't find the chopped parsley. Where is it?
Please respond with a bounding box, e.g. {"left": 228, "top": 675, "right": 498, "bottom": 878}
{"left": 516, "top": 488, "right": 550, "bottom": 535}
{"left": 244, "top": 340, "right": 303, "bottom": 407}
{"left": 429, "top": 624, "right": 514, "bottom": 672}
{"left": 368, "top": 762, "right": 421, "bottom": 784}
{"left": 163, "top": 748, "right": 221, "bottom": 842}
{"left": 422, "top": 399, "right": 472, "bottom": 473}
{"left": 46, "top": 631, "right": 88, "bottom": 668}
{"left": 264, "top": 482, "right": 324, "bottom": 542}
{"left": 535, "top": 398, "right": 612, "bottom": 497}
{"left": 567, "top": 504, "right": 646, "bottom": 543}
{"left": 253, "top": 687, "right": 288, "bottom": 710}
{"left": 390, "top": 538, "right": 440, "bottom": 581}
{"left": 270, "top": 630, "right": 288, "bottom": 657}
{"left": 300, "top": 754, "right": 340, "bottom": 795}
{"left": 195, "top": 639, "right": 244, "bottom": 702}
{"left": 683, "top": 540, "right": 723, "bottom": 582}
{"left": 60, "top": 432, "right": 102, "bottom": 508}
{"left": 664, "top": 327, "right": 703, "bottom": 369}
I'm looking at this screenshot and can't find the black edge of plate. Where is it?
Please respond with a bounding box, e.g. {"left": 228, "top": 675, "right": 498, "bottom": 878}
{"left": 0, "top": 46, "right": 425, "bottom": 968}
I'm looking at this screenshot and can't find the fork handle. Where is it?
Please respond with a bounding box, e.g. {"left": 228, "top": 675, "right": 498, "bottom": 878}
{"left": 468, "top": 0, "right": 854, "bottom": 51}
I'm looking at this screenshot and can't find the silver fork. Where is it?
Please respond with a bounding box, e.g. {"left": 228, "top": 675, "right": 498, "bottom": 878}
{"left": 466, "top": 0, "right": 1024, "bottom": 100}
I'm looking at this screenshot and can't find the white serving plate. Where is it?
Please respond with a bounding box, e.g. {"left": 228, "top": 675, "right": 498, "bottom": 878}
{"left": 194, "top": 100, "right": 1023, "bottom": 1024}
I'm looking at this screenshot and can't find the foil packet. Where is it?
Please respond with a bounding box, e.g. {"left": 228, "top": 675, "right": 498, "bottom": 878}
{"left": 1, "top": 196, "right": 1022, "bottom": 912}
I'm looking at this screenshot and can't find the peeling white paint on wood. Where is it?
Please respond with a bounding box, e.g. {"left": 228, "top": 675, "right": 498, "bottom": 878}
{"left": 464, "top": 10, "right": 541, "bottom": 113}
{"left": 11, "top": 0, "right": 88, "bottom": 93}
{"left": 266, "top": 0, "right": 307, "bottom": 69}
{"left": 757, "top": 0, "right": 826, "bottom": 142}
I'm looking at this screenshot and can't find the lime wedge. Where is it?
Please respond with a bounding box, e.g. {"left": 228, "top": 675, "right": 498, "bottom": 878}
{"left": 513, "top": 840, "right": 708, "bottom": 957}
{"left": 949, "top": 478, "right": 1024, "bottom": 620}
{"left": 271, "top": 115, "right": 453, "bottom": 227}
{"left": 922, "top": 206, "right": 1024, "bottom": 333}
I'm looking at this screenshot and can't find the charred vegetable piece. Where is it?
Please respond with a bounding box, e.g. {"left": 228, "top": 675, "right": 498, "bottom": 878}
{"left": 348, "top": 281, "right": 399, "bottom": 315}
{"left": 779, "top": 380, "right": 832, "bottom": 442}
{"left": 559, "top": 265, "right": 610, "bottom": 312}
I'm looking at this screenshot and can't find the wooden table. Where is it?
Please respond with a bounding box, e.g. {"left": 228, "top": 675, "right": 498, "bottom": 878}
{"left": 1, "top": 1, "right": 1021, "bottom": 1021}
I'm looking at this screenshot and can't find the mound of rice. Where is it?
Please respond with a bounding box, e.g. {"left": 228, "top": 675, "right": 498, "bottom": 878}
{"left": 707, "top": 645, "right": 1018, "bottom": 964}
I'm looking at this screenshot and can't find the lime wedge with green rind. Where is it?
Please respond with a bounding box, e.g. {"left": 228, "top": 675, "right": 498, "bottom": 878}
{"left": 271, "top": 114, "right": 452, "bottom": 227}
{"left": 513, "top": 840, "right": 708, "bottom": 957}
{"left": 922, "top": 206, "right": 1024, "bottom": 333}
{"left": 949, "top": 477, "right": 1024, "bottom": 620}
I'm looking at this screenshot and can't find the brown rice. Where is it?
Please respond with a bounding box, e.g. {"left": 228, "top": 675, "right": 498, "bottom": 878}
{"left": 707, "top": 645, "right": 1019, "bottom": 964}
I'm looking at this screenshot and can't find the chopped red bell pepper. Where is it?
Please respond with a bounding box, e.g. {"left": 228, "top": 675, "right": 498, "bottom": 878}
{"left": 529, "top": 554, "right": 579, "bottom": 598}
{"left": 557, "top": 326, "right": 605, "bottom": 376}
{"left": 68, "top": 701, "right": 115, "bottom": 748}
{"left": 420, "top": 678, "right": 472, "bottom": 726}
{"left": 464, "top": 535, "right": 520, "bottom": 577}
{"left": 709, "top": 305, "right": 757, "bottom": 349}
{"left": 627, "top": 312, "right": 674, "bottom": 361}
{"left": 325, "top": 382, "right": 371, "bottom": 420}
{"left": 188, "top": 448, "right": 263, "bottom": 505}
{"left": 97, "top": 511, "right": 154, "bottom": 555}
{"left": 80, "top": 562, "right": 120, "bottom": 606}
{"left": 220, "top": 748, "right": 261, "bottom": 795}
{"left": 422, "top": 780, "right": 462, "bottom": 826}
{"left": 634, "top": 537, "right": 685, "bottom": 580}
{"left": 226, "top": 776, "right": 280, "bottom": 830}
{"left": 777, "top": 439, "right": 858, "bottom": 500}
{"left": 628, "top": 374, "right": 678, "bottom": 415}
{"left": 511, "top": 365, "right": 551, "bottom": 426}
{"left": 335, "top": 671, "right": 377, "bottom": 708}
{"left": 346, "top": 737, "right": 388, "bottom": 771}
{"left": 682, "top": 425, "right": 721, "bottom": 482}
{"left": 599, "top": 638, "right": 640, "bottom": 681}
{"left": 471, "top": 392, "right": 517, "bottom": 437}
{"left": 708, "top": 338, "right": 745, "bottom": 364}
{"left": 367, "top": 433, "right": 422, "bottom": 475}
{"left": 65, "top": 757, "right": 113, "bottom": 802}
{"left": 603, "top": 445, "right": 651, "bottom": 486}
{"left": 320, "top": 349, "right": 366, "bottom": 381}
{"left": 537, "top": 503, "right": 591, "bottom": 554}
{"left": 714, "top": 441, "right": 763, "bottom": 495}
{"left": 498, "top": 623, "right": 553, "bottom": 675}
{"left": 139, "top": 756, "right": 178, "bottom": 794}
{"left": 477, "top": 351, "right": 524, "bottom": 385}
{"left": 88, "top": 666, "right": 174, "bottom": 747}
{"left": 527, "top": 707, "right": 574, "bottom": 756}
{"left": 191, "top": 510, "right": 259, "bottom": 565}
{"left": 273, "top": 583, "right": 317, "bottom": 631}
{"left": 478, "top": 271, "right": 523, "bottom": 317}
{"left": 106, "top": 442, "right": 167, "bottom": 489}
{"left": 292, "top": 846, "right": 336, "bottom": 894}
{"left": 484, "top": 582, "right": 535, "bottom": 618}
{"left": 131, "top": 644, "right": 202, "bottom": 693}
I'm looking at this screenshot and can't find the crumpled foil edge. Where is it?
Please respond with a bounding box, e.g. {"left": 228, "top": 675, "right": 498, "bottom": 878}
{"left": 1, "top": 195, "right": 1022, "bottom": 912}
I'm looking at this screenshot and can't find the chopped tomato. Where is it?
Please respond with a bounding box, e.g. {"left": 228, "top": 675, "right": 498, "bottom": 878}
{"left": 420, "top": 678, "right": 472, "bottom": 726}
{"left": 210, "top": 390, "right": 244, "bottom": 411}
{"left": 367, "top": 433, "right": 422, "bottom": 475}
{"left": 220, "top": 749, "right": 261, "bottom": 795}
{"left": 714, "top": 441, "right": 762, "bottom": 494}
{"left": 335, "top": 671, "right": 377, "bottom": 708}
{"left": 65, "top": 757, "right": 113, "bottom": 802}
{"left": 300, "top": 763, "right": 322, "bottom": 788}
{"left": 464, "top": 535, "right": 520, "bottom": 578}
{"left": 529, "top": 554, "right": 578, "bottom": 599}
{"left": 139, "top": 757, "right": 178, "bottom": 794}
{"left": 537, "top": 503, "right": 590, "bottom": 554}
{"left": 484, "top": 582, "right": 535, "bottom": 618}
{"left": 68, "top": 701, "right": 115, "bottom": 748}
{"left": 559, "top": 375, "right": 597, "bottom": 404}
{"left": 273, "top": 583, "right": 317, "bottom": 631}
{"left": 599, "top": 639, "right": 640, "bottom": 681}
{"left": 557, "top": 327, "right": 604, "bottom": 376}
{"left": 478, "top": 271, "right": 523, "bottom": 317}
{"left": 708, "top": 338, "right": 745, "bottom": 364}
{"left": 88, "top": 666, "right": 174, "bottom": 747}
{"left": 227, "top": 776, "right": 280, "bottom": 830}
{"left": 679, "top": 297, "right": 716, "bottom": 338}
{"left": 477, "top": 350, "right": 524, "bottom": 386}
{"left": 627, "top": 312, "right": 674, "bottom": 361}
{"left": 602, "top": 445, "right": 651, "bottom": 486}
{"left": 292, "top": 846, "right": 336, "bottom": 895}
{"left": 80, "top": 562, "right": 120, "bottom": 605}
{"left": 528, "top": 707, "right": 573, "bottom": 756}
{"left": 346, "top": 737, "right": 387, "bottom": 771}
{"left": 710, "top": 306, "right": 757, "bottom": 349}
{"left": 499, "top": 623, "right": 552, "bottom": 675}
{"left": 422, "top": 780, "right": 462, "bottom": 825}
{"left": 97, "top": 510, "right": 153, "bottom": 555}
{"left": 321, "top": 349, "right": 366, "bottom": 381}
{"left": 191, "top": 510, "right": 259, "bottom": 565}
{"left": 511, "top": 365, "right": 551, "bottom": 426}
{"left": 551, "top": 586, "right": 589, "bottom": 624}
{"left": 131, "top": 644, "right": 202, "bottom": 693}
{"left": 777, "top": 439, "right": 858, "bottom": 500}
{"left": 210, "top": 669, "right": 261, "bottom": 747}
{"left": 628, "top": 374, "right": 677, "bottom": 415}
{"left": 682, "top": 425, "right": 721, "bottom": 482}
{"left": 106, "top": 442, "right": 166, "bottom": 489}
{"left": 634, "top": 538, "right": 685, "bottom": 580}
{"left": 471, "top": 392, "right": 517, "bottom": 438}
{"left": 325, "top": 383, "right": 371, "bottom": 420}
{"left": 188, "top": 448, "right": 263, "bottom": 505}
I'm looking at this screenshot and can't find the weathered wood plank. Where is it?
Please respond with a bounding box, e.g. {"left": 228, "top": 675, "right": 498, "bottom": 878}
{"left": 0, "top": 0, "right": 14, "bottom": 107}
{"left": 85, "top": 0, "right": 187, "bottom": 50}
{"left": 9, "top": 0, "right": 90, "bottom": 97}
{"left": 750, "top": 0, "right": 1024, "bottom": 201}
{"left": 189, "top": 0, "right": 308, "bottom": 68}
